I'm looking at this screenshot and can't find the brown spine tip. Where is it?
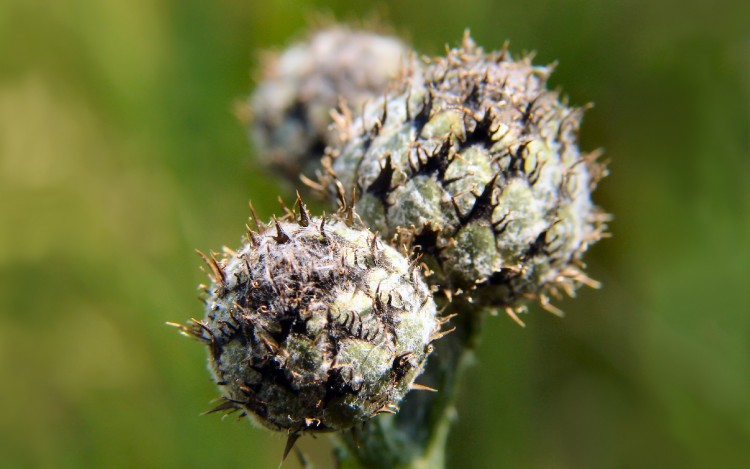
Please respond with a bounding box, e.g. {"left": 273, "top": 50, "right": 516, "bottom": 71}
{"left": 196, "top": 249, "right": 226, "bottom": 286}
{"left": 437, "top": 313, "right": 458, "bottom": 325}
{"left": 504, "top": 306, "right": 527, "bottom": 327}
{"left": 334, "top": 180, "right": 348, "bottom": 213}
{"left": 281, "top": 433, "right": 301, "bottom": 464}
{"left": 277, "top": 196, "right": 294, "bottom": 219}
{"left": 381, "top": 93, "right": 388, "bottom": 123}
{"left": 375, "top": 404, "right": 399, "bottom": 415}
{"left": 248, "top": 200, "right": 262, "bottom": 232}
{"left": 410, "top": 383, "right": 438, "bottom": 392}
{"left": 498, "top": 39, "right": 510, "bottom": 62}
{"left": 202, "top": 399, "right": 239, "bottom": 416}
{"left": 539, "top": 294, "right": 565, "bottom": 317}
{"left": 273, "top": 216, "right": 291, "bottom": 244}
{"left": 296, "top": 191, "right": 310, "bottom": 227}
{"left": 165, "top": 321, "right": 198, "bottom": 338}
{"left": 450, "top": 195, "right": 466, "bottom": 220}
{"left": 344, "top": 186, "right": 358, "bottom": 226}
{"left": 430, "top": 326, "right": 456, "bottom": 342}
{"left": 299, "top": 173, "right": 325, "bottom": 193}
{"left": 319, "top": 214, "right": 327, "bottom": 237}
{"left": 408, "top": 252, "right": 423, "bottom": 276}
{"left": 245, "top": 224, "right": 260, "bottom": 246}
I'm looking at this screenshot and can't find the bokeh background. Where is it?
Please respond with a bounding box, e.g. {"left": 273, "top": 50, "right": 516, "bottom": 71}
{"left": 2, "top": 0, "right": 749, "bottom": 467}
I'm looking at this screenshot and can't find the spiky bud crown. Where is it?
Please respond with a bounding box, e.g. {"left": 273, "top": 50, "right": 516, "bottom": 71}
{"left": 249, "top": 26, "right": 420, "bottom": 181}
{"left": 324, "top": 32, "right": 608, "bottom": 319}
{"left": 175, "top": 208, "right": 440, "bottom": 434}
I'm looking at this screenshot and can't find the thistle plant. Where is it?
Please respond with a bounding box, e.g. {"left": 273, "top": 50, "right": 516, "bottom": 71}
{"left": 324, "top": 32, "right": 608, "bottom": 323}
{"left": 249, "top": 25, "right": 420, "bottom": 182}
{"left": 174, "top": 25, "right": 607, "bottom": 469}
{"left": 172, "top": 203, "right": 443, "bottom": 458}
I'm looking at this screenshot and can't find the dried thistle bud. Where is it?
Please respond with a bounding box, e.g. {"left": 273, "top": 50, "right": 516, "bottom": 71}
{"left": 175, "top": 210, "right": 439, "bottom": 435}
{"left": 324, "top": 32, "right": 608, "bottom": 320}
{"left": 249, "top": 25, "right": 420, "bottom": 181}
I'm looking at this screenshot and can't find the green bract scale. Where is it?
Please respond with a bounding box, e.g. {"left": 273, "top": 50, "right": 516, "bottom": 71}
{"left": 249, "top": 26, "right": 419, "bottom": 181}
{"left": 324, "top": 33, "right": 608, "bottom": 320}
{"left": 175, "top": 209, "right": 440, "bottom": 434}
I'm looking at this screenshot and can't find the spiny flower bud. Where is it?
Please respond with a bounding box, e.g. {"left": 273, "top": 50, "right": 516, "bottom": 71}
{"left": 324, "top": 33, "right": 608, "bottom": 322}
{"left": 174, "top": 207, "right": 440, "bottom": 436}
{"left": 249, "top": 25, "right": 420, "bottom": 181}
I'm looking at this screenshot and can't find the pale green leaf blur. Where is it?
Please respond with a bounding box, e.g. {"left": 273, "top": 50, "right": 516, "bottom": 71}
{"left": 1, "top": 0, "right": 748, "bottom": 467}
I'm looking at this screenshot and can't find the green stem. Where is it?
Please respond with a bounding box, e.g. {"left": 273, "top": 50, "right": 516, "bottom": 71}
{"left": 336, "top": 307, "right": 484, "bottom": 469}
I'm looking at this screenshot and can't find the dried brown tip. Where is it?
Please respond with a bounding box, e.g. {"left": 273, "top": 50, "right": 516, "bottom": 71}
{"left": 410, "top": 383, "right": 438, "bottom": 392}
{"left": 272, "top": 216, "right": 291, "bottom": 244}
{"left": 165, "top": 321, "right": 197, "bottom": 338}
{"left": 539, "top": 294, "right": 565, "bottom": 318}
{"left": 334, "top": 179, "right": 348, "bottom": 213}
{"left": 245, "top": 224, "right": 259, "bottom": 246}
{"left": 430, "top": 326, "right": 456, "bottom": 342}
{"left": 296, "top": 191, "right": 310, "bottom": 227}
{"left": 375, "top": 404, "right": 399, "bottom": 415}
{"left": 299, "top": 173, "right": 326, "bottom": 193}
{"left": 438, "top": 313, "right": 458, "bottom": 325}
{"left": 281, "top": 432, "right": 301, "bottom": 464}
{"left": 343, "top": 185, "right": 359, "bottom": 226}
{"left": 319, "top": 213, "right": 327, "bottom": 237}
{"left": 196, "top": 249, "right": 225, "bottom": 286}
{"left": 202, "top": 399, "right": 239, "bottom": 416}
{"left": 504, "top": 306, "right": 526, "bottom": 328}
{"left": 248, "top": 200, "right": 262, "bottom": 232}
{"left": 277, "top": 195, "right": 295, "bottom": 219}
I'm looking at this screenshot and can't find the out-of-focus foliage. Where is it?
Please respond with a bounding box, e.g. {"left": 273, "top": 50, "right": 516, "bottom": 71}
{"left": 1, "top": 0, "right": 748, "bottom": 467}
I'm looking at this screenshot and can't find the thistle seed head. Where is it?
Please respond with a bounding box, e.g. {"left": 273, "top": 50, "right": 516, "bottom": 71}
{"left": 324, "top": 32, "right": 608, "bottom": 315}
{"left": 249, "top": 25, "right": 421, "bottom": 181}
{"left": 178, "top": 212, "right": 439, "bottom": 433}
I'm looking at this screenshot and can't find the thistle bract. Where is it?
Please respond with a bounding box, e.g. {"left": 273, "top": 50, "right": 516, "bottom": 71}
{"left": 325, "top": 33, "right": 608, "bottom": 317}
{"left": 250, "top": 26, "right": 419, "bottom": 181}
{"left": 178, "top": 212, "right": 439, "bottom": 433}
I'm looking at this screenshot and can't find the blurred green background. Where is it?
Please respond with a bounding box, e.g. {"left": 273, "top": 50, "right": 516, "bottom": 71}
{"left": 1, "top": 0, "right": 748, "bottom": 467}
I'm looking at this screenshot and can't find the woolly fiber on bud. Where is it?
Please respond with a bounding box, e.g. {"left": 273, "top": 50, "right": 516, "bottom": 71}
{"left": 324, "top": 33, "right": 608, "bottom": 318}
{"left": 175, "top": 211, "right": 439, "bottom": 434}
{"left": 249, "top": 26, "right": 420, "bottom": 181}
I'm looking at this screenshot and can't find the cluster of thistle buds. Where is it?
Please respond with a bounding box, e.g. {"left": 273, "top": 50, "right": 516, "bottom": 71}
{"left": 173, "top": 23, "right": 607, "bottom": 459}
